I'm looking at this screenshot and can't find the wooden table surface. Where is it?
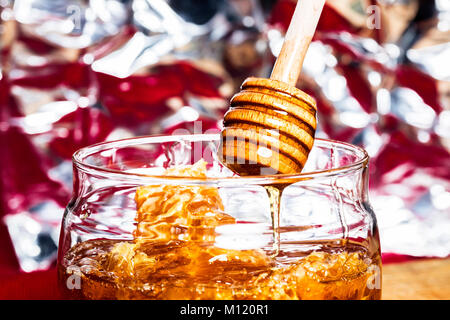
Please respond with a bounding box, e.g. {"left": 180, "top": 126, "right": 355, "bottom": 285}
{"left": 382, "top": 258, "right": 450, "bottom": 300}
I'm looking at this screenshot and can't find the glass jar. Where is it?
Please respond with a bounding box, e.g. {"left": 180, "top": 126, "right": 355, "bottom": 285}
{"left": 57, "top": 134, "right": 381, "bottom": 300}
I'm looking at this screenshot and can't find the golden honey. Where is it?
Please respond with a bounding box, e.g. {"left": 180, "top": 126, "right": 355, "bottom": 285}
{"left": 58, "top": 161, "right": 381, "bottom": 300}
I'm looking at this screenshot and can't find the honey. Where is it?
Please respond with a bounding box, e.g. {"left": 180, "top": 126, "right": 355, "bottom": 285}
{"left": 58, "top": 160, "right": 381, "bottom": 300}
{"left": 58, "top": 239, "right": 380, "bottom": 300}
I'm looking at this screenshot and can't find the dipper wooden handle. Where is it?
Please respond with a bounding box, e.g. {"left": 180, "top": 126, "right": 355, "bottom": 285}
{"left": 220, "top": 0, "right": 325, "bottom": 175}
{"left": 271, "top": 0, "right": 326, "bottom": 85}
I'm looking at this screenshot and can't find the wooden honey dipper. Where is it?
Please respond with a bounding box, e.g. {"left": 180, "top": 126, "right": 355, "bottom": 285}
{"left": 220, "top": 0, "right": 325, "bottom": 175}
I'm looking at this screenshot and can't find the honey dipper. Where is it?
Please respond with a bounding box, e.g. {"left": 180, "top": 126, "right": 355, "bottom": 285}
{"left": 220, "top": 0, "right": 325, "bottom": 175}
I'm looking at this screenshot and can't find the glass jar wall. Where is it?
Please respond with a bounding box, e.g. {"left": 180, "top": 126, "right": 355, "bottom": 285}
{"left": 57, "top": 134, "right": 381, "bottom": 300}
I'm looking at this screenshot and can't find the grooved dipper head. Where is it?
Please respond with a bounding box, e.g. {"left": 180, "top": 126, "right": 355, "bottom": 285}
{"left": 220, "top": 77, "right": 317, "bottom": 175}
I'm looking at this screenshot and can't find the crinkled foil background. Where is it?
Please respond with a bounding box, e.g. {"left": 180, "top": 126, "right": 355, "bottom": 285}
{"left": 0, "top": 0, "right": 449, "bottom": 272}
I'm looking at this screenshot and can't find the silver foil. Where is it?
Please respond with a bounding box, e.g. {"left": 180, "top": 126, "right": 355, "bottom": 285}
{"left": 1, "top": 0, "right": 449, "bottom": 272}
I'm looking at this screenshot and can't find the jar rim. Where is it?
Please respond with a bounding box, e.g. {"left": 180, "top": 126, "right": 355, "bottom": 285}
{"left": 72, "top": 134, "right": 369, "bottom": 184}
